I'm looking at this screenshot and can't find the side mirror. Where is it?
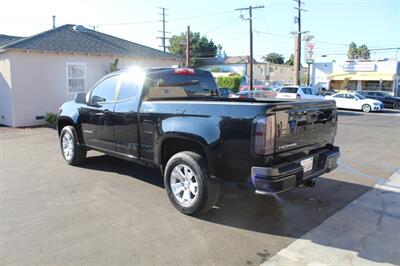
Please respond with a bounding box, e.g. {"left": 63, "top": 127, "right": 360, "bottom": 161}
{"left": 88, "top": 95, "right": 106, "bottom": 107}
{"left": 74, "top": 92, "right": 87, "bottom": 104}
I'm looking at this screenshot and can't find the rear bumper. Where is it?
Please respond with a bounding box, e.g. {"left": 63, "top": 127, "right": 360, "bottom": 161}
{"left": 251, "top": 146, "right": 340, "bottom": 194}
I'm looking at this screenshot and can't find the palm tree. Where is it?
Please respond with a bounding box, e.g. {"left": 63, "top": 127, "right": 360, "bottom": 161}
{"left": 262, "top": 53, "right": 284, "bottom": 64}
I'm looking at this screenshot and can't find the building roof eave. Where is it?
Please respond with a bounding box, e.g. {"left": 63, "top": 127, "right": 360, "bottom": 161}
{"left": 3, "top": 48, "right": 179, "bottom": 61}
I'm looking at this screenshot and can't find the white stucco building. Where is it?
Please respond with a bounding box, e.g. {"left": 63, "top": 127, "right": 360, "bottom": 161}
{"left": 311, "top": 59, "right": 400, "bottom": 96}
{"left": 0, "top": 25, "right": 179, "bottom": 127}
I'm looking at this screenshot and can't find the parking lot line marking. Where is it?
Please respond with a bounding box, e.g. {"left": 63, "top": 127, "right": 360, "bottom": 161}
{"left": 261, "top": 170, "right": 400, "bottom": 266}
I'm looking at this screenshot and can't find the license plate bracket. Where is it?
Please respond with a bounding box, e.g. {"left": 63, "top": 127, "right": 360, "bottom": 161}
{"left": 301, "top": 157, "right": 314, "bottom": 173}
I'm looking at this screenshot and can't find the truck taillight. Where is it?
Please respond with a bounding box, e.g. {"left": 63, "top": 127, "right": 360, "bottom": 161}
{"left": 253, "top": 115, "right": 276, "bottom": 155}
{"left": 296, "top": 94, "right": 301, "bottom": 99}
{"left": 173, "top": 68, "right": 195, "bottom": 75}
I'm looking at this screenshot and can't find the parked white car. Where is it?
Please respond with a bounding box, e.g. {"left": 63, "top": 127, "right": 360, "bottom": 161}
{"left": 325, "top": 93, "right": 383, "bottom": 112}
{"left": 276, "top": 86, "right": 324, "bottom": 100}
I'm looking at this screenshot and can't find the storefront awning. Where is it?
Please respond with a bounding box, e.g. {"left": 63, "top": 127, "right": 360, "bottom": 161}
{"left": 327, "top": 72, "right": 395, "bottom": 81}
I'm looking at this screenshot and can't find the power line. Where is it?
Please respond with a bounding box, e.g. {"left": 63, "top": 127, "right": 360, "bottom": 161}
{"left": 204, "top": 17, "right": 240, "bottom": 34}
{"left": 95, "top": 10, "right": 235, "bottom": 27}
{"left": 253, "top": 29, "right": 293, "bottom": 39}
{"left": 97, "top": 19, "right": 159, "bottom": 26}
{"left": 168, "top": 10, "right": 236, "bottom": 22}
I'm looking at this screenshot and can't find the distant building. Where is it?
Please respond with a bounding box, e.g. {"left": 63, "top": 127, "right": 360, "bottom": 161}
{"left": 311, "top": 59, "right": 400, "bottom": 96}
{"left": 0, "top": 25, "right": 179, "bottom": 127}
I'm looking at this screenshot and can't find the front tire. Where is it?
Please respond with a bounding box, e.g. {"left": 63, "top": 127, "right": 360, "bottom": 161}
{"left": 164, "top": 151, "right": 220, "bottom": 215}
{"left": 362, "top": 104, "right": 371, "bottom": 113}
{"left": 393, "top": 102, "right": 400, "bottom": 110}
{"left": 60, "top": 126, "right": 87, "bottom": 165}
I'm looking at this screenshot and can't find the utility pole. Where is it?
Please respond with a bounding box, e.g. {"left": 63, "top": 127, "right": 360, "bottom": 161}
{"left": 293, "top": 0, "right": 307, "bottom": 85}
{"left": 52, "top": 15, "right": 56, "bottom": 29}
{"left": 235, "top": 5, "right": 264, "bottom": 91}
{"left": 186, "top": 26, "right": 191, "bottom": 67}
{"left": 157, "top": 7, "right": 170, "bottom": 52}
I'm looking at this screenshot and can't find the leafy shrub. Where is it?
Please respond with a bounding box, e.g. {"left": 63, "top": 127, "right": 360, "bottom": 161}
{"left": 216, "top": 75, "right": 242, "bottom": 93}
{"left": 44, "top": 112, "right": 58, "bottom": 126}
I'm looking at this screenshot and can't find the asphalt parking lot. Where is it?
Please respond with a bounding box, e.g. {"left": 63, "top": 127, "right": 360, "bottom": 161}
{"left": 1, "top": 110, "right": 399, "bottom": 265}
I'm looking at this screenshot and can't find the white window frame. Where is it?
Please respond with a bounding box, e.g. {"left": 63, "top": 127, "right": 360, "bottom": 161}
{"left": 66, "top": 62, "right": 87, "bottom": 94}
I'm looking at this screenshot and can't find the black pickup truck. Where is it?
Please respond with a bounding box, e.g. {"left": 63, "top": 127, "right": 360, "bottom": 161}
{"left": 58, "top": 67, "right": 340, "bottom": 215}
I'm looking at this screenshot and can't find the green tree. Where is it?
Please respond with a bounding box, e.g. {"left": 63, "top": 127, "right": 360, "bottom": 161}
{"left": 347, "top": 42, "right": 370, "bottom": 59}
{"left": 262, "top": 53, "right": 285, "bottom": 64}
{"left": 358, "top": 44, "right": 370, "bottom": 59}
{"left": 285, "top": 54, "right": 294, "bottom": 65}
{"left": 169, "top": 32, "right": 219, "bottom": 67}
{"left": 347, "top": 42, "right": 358, "bottom": 59}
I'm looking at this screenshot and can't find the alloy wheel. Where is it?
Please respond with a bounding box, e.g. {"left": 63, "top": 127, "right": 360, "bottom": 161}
{"left": 362, "top": 104, "right": 371, "bottom": 113}
{"left": 62, "top": 132, "right": 74, "bottom": 161}
{"left": 170, "top": 164, "right": 199, "bottom": 206}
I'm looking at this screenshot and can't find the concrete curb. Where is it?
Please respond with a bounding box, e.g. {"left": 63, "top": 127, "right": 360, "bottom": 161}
{"left": 261, "top": 170, "right": 400, "bottom": 266}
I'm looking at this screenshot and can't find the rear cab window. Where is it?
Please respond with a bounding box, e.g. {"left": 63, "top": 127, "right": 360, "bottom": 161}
{"left": 143, "top": 69, "right": 219, "bottom": 100}
{"left": 280, "top": 87, "right": 298, "bottom": 94}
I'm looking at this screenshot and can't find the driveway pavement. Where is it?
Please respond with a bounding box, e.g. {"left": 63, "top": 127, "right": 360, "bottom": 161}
{"left": 0, "top": 110, "right": 399, "bottom": 265}
{"left": 263, "top": 170, "right": 400, "bottom": 266}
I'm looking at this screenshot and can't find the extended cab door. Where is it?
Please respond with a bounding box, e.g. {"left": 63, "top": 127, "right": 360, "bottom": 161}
{"left": 112, "top": 72, "right": 142, "bottom": 158}
{"left": 80, "top": 74, "right": 119, "bottom": 151}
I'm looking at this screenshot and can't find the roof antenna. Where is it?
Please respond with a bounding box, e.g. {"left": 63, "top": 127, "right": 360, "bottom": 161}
{"left": 52, "top": 15, "right": 56, "bottom": 29}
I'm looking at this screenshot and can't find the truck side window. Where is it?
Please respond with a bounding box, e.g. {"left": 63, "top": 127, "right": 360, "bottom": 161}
{"left": 118, "top": 77, "right": 139, "bottom": 101}
{"left": 90, "top": 75, "right": 119, "bottom": 103}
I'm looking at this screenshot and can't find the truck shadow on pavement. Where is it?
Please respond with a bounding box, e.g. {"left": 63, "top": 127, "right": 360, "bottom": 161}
{"left": 81, "top": 154, "right": 399, "bottom": 265}
{"left": 83, "top": 154, "right": 165, "bottom": 188}
{"left": 337, "top": 111, "right": 364, "bottom": 116}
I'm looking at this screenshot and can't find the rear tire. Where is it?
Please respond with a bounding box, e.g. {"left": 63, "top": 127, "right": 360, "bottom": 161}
{"left": 362, "top": 104, "right": 371, "bottom": 113}
{"left": 393, "top": 102, "right": 400, "bottom": 110}
{"left": 60, "top": 126, "right": 87, "bottom": 165}
{"left": 164, "top": 151, "right": 220, "bottom": 215}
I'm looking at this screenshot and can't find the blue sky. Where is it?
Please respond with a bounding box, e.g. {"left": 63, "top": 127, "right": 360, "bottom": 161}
{"left": 0, "top": 0, "right": 399, "bottom": 63}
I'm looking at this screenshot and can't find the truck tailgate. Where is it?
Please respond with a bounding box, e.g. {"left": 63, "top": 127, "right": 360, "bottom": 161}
{"left": 274, "top": 100, "right": 337, "bottom": 153}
